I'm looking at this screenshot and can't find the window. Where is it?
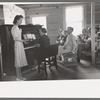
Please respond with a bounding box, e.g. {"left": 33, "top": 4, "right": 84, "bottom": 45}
{"left": 65, "top": 6, "right": 84, "bottom": 36}
{"left": 32, "top": 16, "right": 47, "bottom": 28}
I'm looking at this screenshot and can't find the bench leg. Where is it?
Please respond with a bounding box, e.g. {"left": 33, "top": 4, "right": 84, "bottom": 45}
{"left": 44, "top": 60, "right": 47, "bottom": 76}
{"left": 49, "top": 57, "right": 51, "bottom": 67}
{"left": 38, "top": 60, "right": 40, "bottom": 74}
{"left": 54, "top": 56, "right": 58, "bottom": 70}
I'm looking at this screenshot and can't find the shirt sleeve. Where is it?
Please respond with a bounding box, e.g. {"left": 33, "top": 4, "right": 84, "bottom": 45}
{"left": 64, "top": 35, "right": 70, "bottom": 46}
{"left": 72, "top": 35, "right": 77, "bottom": 52}
{"left": 73, "top": 35, "right": 77, "bottom": 46}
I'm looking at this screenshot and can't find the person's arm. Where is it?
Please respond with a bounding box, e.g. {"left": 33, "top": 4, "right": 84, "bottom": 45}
{"left": 83, "top": 38, "right": 88, "bottom": 43}
{"left": 72, "top": 35, "right": 77, "bottom": 53}
{"left": 14, "top": 39, "right": 24, "bottom": 42}
{"left": 63, "top": 35, "right": 70, "bottom": 49}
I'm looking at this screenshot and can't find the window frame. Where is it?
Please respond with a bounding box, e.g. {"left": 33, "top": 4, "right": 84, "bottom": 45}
{"left": 30, "top": 14, "right": 48, "bottom": 29}
{"left": 63, "top": 5, "right": 85, "bottom": 36}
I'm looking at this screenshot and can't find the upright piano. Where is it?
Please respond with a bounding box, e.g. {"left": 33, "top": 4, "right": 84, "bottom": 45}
{"left": 0, "top": 24, "right": 42, "bottom": 77}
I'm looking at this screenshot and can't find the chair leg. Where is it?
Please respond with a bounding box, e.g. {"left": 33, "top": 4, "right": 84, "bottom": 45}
{"left": 95, "top": 51, "right": 99, "bottom": 64}
{"left": 38, "top": 60, "right": 40, "bottom": 74}
{"left": 54, "top": 56, "right": 58, "bottom": 70}
{"left": 49, "top": 57, "right": 51, "bottom": 68}
{"left": 44, "top": 60, "right": 47, "bottom": 76}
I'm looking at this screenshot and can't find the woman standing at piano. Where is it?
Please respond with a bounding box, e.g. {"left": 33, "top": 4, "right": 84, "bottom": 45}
{"left": 11, "top": 15, "right": 28, "bottom": 81}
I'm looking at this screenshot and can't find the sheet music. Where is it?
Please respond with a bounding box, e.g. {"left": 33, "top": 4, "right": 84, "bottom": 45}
{"left": 23, "top": 34, "right": 36, "bottom": 40}
{"left": 31, "top": 34, "right": 36, "bottom": 39}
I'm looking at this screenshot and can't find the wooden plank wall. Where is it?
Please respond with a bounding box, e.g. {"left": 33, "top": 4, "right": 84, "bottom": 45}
{"left": 3, "top": 5, "right": 26, "bottom": 25}
{"left": 0, "top": 5, "right": 26, "bottom": 25}
{"left": 0, "top": 8, "right": 4, "bottom": 25}
{"left": 86, "top": 3, "right": 100, "bottom": 26}
{"left": 25, "top": 3, "right": 100, "bottom": 44}
{"left": 1, "top": 3, "right": 100, "bottom": 44}
{"left": 25, "top": 7, "right": 63, "bottom": 44}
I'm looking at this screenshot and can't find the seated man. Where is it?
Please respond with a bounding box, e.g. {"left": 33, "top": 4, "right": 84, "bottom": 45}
{"left": 58, "top": 27, "right": 77, "bottom": 62}
{"left": 63, "top": 27, "right": 77, "bottom": 53}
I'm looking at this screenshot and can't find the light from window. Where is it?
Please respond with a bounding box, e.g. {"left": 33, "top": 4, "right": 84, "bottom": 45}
{"left": 32, "top": 16, "right": 47, "bottom": 28}
{"left": 65, "top": 6, "right": 83, "bottom": 36}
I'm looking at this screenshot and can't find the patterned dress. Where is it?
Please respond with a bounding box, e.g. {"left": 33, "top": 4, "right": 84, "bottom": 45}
{"left": 11, "top": 25, "right": 28, "bottom": 68}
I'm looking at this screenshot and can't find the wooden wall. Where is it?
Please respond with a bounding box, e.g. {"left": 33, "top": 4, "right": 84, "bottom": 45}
{"left": 25, "top": 7, "right": 63, "bottom": 44}
{"left": 1, "top": 3, "right": 100, "bottom": 44}
{"left": 24, "top": 3, "right": 100, "bottom": 44}
{"left": 3, "top": 4, "right": 26, "bottom": 25}
{"left": 0, "top": 8, "right": 4, "bottom": 25}
{"left": 86, "top": 3, "right": 100, "bottom": 27}
{"left": 0, "top": 4, "right": 26, "bottom": 25}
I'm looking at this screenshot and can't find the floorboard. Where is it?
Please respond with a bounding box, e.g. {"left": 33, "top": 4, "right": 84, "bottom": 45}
{"left": 1, "top": 60, "right": 100, "bottom": 81}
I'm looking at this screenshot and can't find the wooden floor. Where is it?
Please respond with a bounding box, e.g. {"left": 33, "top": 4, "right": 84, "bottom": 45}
{"left": 2, "top": 60, "right": 100, "bottom": 81}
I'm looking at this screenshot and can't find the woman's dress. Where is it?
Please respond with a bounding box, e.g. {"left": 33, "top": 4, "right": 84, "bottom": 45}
{"left": 11, "top": 25, "right": 28, "bottom": 68}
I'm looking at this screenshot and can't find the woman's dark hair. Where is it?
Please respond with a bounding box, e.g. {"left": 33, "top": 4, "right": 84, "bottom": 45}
{"left": 13, "top": 15, "right": 23, "bottom": 24}
{"left": 40, "top": 28, "right": 47, "bottom": 33}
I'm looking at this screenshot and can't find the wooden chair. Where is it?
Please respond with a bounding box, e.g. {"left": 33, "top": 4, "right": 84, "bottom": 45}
{"left": 45, "top": 44, "right": 58, "bottom": 69}
{"left": 95, "top": 49, "right": 100, "bottom": 64}
{"left": 35, "top": 44, "right": 58, "bottom": 75}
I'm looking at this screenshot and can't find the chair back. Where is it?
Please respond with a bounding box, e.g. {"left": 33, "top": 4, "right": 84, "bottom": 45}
{"left": 35, "top": 47, "right": 46, "bottom": 61}
{"left": 45, "top": 43, "right": 58, "bottom": 57}
{"left": 35, "top": 43, "right": 58, "bottom": 61}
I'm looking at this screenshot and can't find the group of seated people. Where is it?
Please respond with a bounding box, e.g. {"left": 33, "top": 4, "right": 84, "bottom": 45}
{"left": 56, "top": 27, "right": 77, "bottom": 63}
{"left": 30, "top": 26, "right": 78, "bottom": 69}
{"left": 30, "top": 25, "right": 100, "bottom": 69}
{"left": 56, "top": 26, "right": 100, "bottom": 63}
{"left": 77, "top": 26, "right": 100, "bottom": 62}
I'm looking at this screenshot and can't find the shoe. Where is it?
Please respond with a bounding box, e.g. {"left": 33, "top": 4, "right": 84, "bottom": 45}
{"left": 77, "top": 58, "right": 80, "bottom": 62}
{"left": 68, "top": 58, "right": 73, "bottom": 62}
{"left": 59, "top": 60, "right": 65, "bottom": 64}
{"left": 16, "top": 77, "right": 26, "bottom": 81}
{"left": 16, "top": 78, "right": 23, "bottom": 81}
{"left": 32, "top": 65, "right": 38, "bottom": 70}
{"left": 21, "top": 77, "right": 26, "bottom": 81}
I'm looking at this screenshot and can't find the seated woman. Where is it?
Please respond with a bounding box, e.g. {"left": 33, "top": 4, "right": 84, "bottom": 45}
{"left": 58, "top": 27, "right": 77, "bottom": 62}
{"left": 56, "top": 29, "right": 63, "bottom": 43}
{"left": 57, "top": 30, "right": 68, "bottom": 60}
{"left": 38, "top": 28, "right": 50, "bottom": 47}
{"left": 96, "top": 30, "right": 100, "bottom": 52}
{"left": 77, "top": 26, "right": 100, "bottom": 62}
{"left": 77, "top": 28, "right": 89, "bottom": 44}
{"left": 77, "top": 27, "right": 92, "bottom": 62}
{"left": 32, "top": 28, "right": 50, "bottom": 70}
{"left": 56, "top": 29, "right": 68, "bottom": 46}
